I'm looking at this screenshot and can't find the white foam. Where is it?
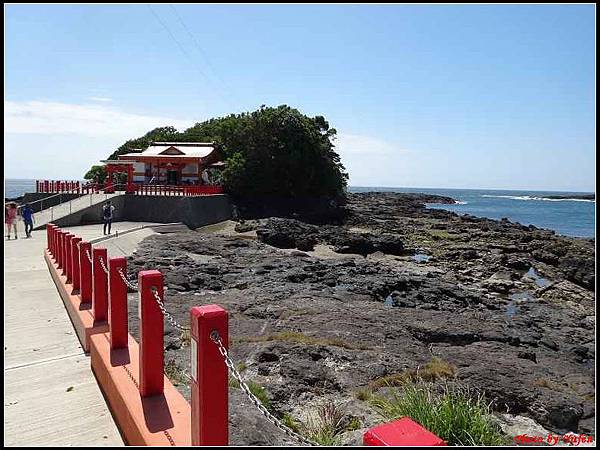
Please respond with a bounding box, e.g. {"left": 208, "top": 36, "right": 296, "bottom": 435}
{"left": 481, "top": 195, "right": 594, "bottom": 203}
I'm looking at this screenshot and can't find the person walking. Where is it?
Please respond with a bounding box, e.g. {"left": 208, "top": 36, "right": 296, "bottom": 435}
{"left": 102, "top": 200, "right": 115, "bottom": 235}
{"left": 21, "top": 203, "right": 35, "bottom": 238}
{"left": 5, "top": 202, "right": 18, "bottom": 240}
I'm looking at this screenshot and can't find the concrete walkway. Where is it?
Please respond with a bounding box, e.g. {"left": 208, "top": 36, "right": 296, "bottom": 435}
{"left": 4, "top": 221, "right": 160, "bottom": 446}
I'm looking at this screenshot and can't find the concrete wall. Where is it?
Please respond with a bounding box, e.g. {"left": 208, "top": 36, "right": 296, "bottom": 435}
{"left": 21, "top": 193, "right": 83, "bottom": 213}
{"left": 48, "top": 194, "right": 232, "bottom": 230}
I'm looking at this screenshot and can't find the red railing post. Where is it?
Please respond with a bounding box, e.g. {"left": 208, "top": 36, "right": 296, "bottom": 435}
{"left": 65, "top": 233, "right": 74, "bottom": 282}
{"left": 71, "top": 237, "right": 82, "bottom": 292}
{"left": 92, "top": 248, "right": 109, "bottom": 322}
{"left": 191, "top": 305, "right": 229, "bottom": 445}
{"left": 62, "top": 232, "right": 70, "bottom": 277}
{"left": 139, "top": 270, "right": 164, "bottom": 396}
{"left": 79, "top": 242, "right": 93, "bottom": 303}
{"left": 56, "top": 231, "right": 64, "bottom": 269}
{"left": 108, "top": 257, "right": 129, "bottom": 349}
{"left": 49, "top": 225, "right": 57, "bottom": 256}
{"left": 46, "top": 223, "right": 52, "bottom": 251}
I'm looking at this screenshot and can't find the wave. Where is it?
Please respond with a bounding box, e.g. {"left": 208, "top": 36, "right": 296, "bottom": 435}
{"left": 454, "top": 200, "right": 468, "bottom": 205}
{"left": 481, "top": 195, "right": 595, "bottom": 203}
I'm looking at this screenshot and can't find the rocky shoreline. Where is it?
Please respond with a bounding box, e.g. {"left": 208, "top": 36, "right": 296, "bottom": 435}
{"left": 125, "top": 192, "right": 595, "bottom": 444}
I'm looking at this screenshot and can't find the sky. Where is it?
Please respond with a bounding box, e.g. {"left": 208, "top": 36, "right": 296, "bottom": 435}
{"left": 4, "top": 4, "right": 596, "bottom": 192}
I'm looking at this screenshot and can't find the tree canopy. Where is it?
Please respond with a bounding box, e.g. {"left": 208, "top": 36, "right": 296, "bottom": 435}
{"left": 95, "top": 105, "right": 348, "bottom": 198}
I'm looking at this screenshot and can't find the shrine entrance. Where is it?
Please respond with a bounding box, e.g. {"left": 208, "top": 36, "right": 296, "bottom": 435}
{"left": 166, "top": 170, "right": 179, "bottom": 185}
{"left": 102, "top": 161, "right": 135, "bottom": 193}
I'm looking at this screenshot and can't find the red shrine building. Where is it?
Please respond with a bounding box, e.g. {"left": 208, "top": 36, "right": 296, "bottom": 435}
{"left": 101, "top": 142, "right": 225, "bottom": 192}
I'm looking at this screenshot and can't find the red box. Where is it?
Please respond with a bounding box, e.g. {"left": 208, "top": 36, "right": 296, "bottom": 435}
{"left": 363, "top": 417, "right": 447, "bottom": 446}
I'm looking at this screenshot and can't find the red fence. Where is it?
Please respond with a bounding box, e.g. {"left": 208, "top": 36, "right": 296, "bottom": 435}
{"left": 133, "top": 184, "right": 224, "bottom": 196}
{"left": 44, "top": 222, "right": 446, "bottom": 447}
{"left": 36, "top": 180, "right": 224, "bottom": 196}
{"left": 36, "top": 180, "right": 102, "bottom": 194}
{"left": 45, "top": 223, "right": 228, "bottom": 445}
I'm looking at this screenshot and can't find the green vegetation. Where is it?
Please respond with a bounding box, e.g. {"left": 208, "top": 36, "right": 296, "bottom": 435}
{"left": 233, "top": 331, "right": 371, "bottom": 350}
{"left": 84, "top": 165, "right": 107, "bottom": 183}
{"left": 94, "top": 105, "right": 348, "bottom": 199}
{"left": 301, "top": 401, "right": 349, "bottom": 446}
{"left": 247, "top": 381, "right": 271, "bottom": 411}
{"left": 370, "top": 381, "right": 509, "bottom": 446}
{"left": 369, "top": 357, "right": 457, "bottom": 390}
{"left": 427, "top": 230, "right": 461, "bottom": 241}
{"left": 164, "top": 358, "right": 189, "bottom": 386}
{"left": 282, "top": 413, "right": 301, "bottom": 433}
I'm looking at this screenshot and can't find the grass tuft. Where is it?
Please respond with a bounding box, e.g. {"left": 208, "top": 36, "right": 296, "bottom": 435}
{"left": 300, "top": 401, "right": 349, "bottom": 446}
{"left": 247, "top": 381, "right": 272, "bottom": 411}
{"left": 369, "top": 357, "right": 457, "bottom": 390}
{"left": 233, "top": 331, "right": 371, "bottom": 350}
{"left": 369, "top": 380, "right": 509, "bottom": 446}
{"left": 164, "top": 358, "right": 189, "bottom": 386}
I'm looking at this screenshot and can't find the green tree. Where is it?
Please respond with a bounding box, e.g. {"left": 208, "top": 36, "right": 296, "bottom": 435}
{"left": 90, "top": 106, "right": 348, "bottom": 199}
{"left": 84, "top": 165, "right": 107, "bottom": 183}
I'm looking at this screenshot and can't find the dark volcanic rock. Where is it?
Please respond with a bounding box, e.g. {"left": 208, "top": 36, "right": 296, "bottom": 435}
{"left": 126, "top": 192, "right": 595, "bottom": 443}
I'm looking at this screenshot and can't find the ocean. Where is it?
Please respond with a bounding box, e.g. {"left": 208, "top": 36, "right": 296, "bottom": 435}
{"left": 349, "top": 186, "right": 595, "bottom": 239}
{"left": 4, "top": 179, "right": 595, "bottom": 238}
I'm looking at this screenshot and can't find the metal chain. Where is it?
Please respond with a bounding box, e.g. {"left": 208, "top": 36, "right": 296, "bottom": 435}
{"left": 99, "top": 256, "right": 110, "bottom": 275}
{"left": 210, "top": 332, "right": 317, "bottom": 446}
{"left": 117, "top": 267, "right": 139, "bottom": 290}
{"left": 151, "top": 288, "right": 189, "bottom": 332}
{"left": 85, "top": 249, "right": 93, "bottom": 264}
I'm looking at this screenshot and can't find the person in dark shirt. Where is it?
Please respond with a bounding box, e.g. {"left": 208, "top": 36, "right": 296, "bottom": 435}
{"left": 102, "top": 201, "right": 115, "bottom": 235}
{"left": 21, "top": 203, "right": 34, "bottom": 238}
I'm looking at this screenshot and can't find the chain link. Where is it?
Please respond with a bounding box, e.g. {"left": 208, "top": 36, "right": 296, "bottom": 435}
{"left": 210, "top": 332, "right": 317, "bottom": 446}
{"left": 117, "top": 267, "right": 139, "bottom": 290}
{"left": 85, "top": 249, "right": 93, "bottom": 264}
{"left": 99, "top": 256, "right": 110, "bottom": 275}
{"left": 151, "top": 288, "right": 189, "bottom": 332}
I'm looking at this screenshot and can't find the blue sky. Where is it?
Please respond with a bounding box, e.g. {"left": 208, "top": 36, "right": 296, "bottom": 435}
{"left": 4, "top": 4, "right": 596, "bottom": 191}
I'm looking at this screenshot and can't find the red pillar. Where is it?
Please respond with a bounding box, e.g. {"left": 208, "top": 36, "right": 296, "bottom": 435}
{"left": 92, "top": 247, "right": 109, "bottom": 322}
{"left": 108, "top": 257, "right": 129, "bottom": 349}
{"left": 56, "top": 231, "right": 64, "bottom": 269}
{"left": 65, "top": 233, "right": 74, "bottom": 282}
{"left": 46, "top": 224, "right": 52, "bottom": 251}
{"left": 79, "top": 242, "right": 93, "bottom": 303}
{"left": 50, "top": 225, "right": 57, "bottom": 256}
{"left": 191, "top": 305, "right": 229, "bottom": 446}
{"left": 127, "top": 166, "right": 133, "bottom": 193}
{"left": 139, "top": 270, "right": 164, "bottom": 397}
{"left": 71, "top": 237, "right": 82, "bottom": 292}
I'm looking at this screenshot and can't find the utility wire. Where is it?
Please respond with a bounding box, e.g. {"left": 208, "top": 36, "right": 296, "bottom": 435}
{"left": 147, "top": 4, "right": 236, "bottom": 111}
{"left": 168, "top": 4, "right": 235, "bottom": 99}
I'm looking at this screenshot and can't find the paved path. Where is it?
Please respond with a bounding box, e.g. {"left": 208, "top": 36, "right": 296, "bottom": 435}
{"left": 4, "top": 221, "right": 160, "bottom": 446}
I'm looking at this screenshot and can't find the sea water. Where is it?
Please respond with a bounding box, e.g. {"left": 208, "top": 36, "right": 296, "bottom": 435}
{"left": 5, "top": 180, "right": 595, "bottom": 238}
{"left": 349, "top": 187, "right": 595, "bottom": 238}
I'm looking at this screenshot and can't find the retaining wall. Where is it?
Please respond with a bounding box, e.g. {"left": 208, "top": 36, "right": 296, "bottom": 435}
{"left": 44, "top": 194, "right": 232, "bottom": 230}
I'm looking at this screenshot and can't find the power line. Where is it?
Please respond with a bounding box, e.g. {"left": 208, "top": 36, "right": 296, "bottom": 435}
{"left": 168, "top": 5, "right": 232, "bottom": 93}
{"left": 147, "top": 4, "right": 236, "bottom": 111}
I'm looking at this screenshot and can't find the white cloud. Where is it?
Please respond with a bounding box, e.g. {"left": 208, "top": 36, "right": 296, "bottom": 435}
{"left": 4, "top": 100, "right": 195, "bottom": 138}
{"left": 334, "top": 133, "right": 411, "bottom": 156}
{"left": 88, "top": 96, "right": 114, "bottom": 103}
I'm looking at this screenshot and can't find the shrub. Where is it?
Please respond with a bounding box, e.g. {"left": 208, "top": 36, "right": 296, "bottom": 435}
{"left": 370, "top": 381, "right": 509, "bottom": 446}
